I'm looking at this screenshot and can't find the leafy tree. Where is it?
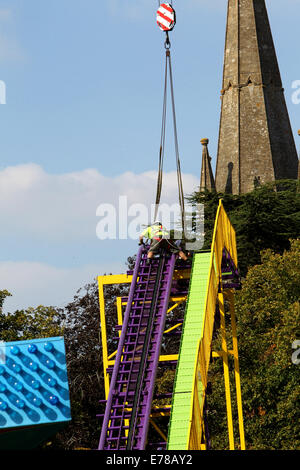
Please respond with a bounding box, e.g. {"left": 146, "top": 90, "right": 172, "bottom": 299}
{"left": 207, "top": 240, "right": 300, "bottom": 449}
{"left": 43, "top": 273, "right": 131, "bottom": 449}
{"left": 0, "top": 294, "right": 63, "bottom": 342}
{"left": 0, "top": 290, "right": 12, "bottom": 312}
{"left": 39, "top": 281, "right": 103, "bottom": 450}
{"left": 188, "top": 179, "right": 300, "bottom": 276}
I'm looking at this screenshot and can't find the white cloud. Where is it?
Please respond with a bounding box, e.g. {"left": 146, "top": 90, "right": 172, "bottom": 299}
{"left": 0, "top": 163, "right": 199, "bottom": 243}
{"left": 0, "top": 259, "right": 124, "bottom": 313}
{"left": 0, "top": 163, "right": 198, "bottom": 311}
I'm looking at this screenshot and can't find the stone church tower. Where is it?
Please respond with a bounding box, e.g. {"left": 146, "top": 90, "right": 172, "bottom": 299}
{"left": 215, "top": 0, "right": 299, "bottom": 194}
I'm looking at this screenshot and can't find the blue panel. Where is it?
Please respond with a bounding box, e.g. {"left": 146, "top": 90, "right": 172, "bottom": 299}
{"left": 0, "top": 337, "right": 71, "bottom": 429}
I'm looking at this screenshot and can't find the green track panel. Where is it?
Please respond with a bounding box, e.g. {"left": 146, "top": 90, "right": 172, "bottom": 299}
{"left": 167, "top": 252, "right": 211, "bottom": 450}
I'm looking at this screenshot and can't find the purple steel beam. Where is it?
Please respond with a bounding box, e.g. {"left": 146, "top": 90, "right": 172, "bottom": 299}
{"left": 221, "top": 248, "right": 241, "bottom": 289}
{"left": 138, "top": 254, "right": 176, "bottom": 449}
{"left": 98, "top": 245, "right": 143, "bottom": 450}
{"left": 125, "top": 255, "right": 167, "bottom": 448}
{"left": 98, "top": 246, "right": 177, "bottom": 450}
{"left": 126, "top": 253, "right": 176, "bottom": 449}
{"left": 222, "top": 248, "right": 239, "bottom": 276}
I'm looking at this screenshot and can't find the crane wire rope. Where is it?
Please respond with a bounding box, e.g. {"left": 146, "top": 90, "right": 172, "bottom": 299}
{"left": 154, "top": 22, "right": 185, "bottom": 238}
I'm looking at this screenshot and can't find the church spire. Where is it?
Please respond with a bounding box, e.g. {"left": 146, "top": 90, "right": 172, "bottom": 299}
{"left": 200, "top": 138, "right": 216, "bottom": 192}
{"left": 215, "top": 0, "right": 298, "bottom": 194}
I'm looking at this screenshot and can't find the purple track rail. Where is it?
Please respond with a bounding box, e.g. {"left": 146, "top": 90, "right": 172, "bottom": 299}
{"left": 98, "top": 245, "right": 176, "bottom": 450}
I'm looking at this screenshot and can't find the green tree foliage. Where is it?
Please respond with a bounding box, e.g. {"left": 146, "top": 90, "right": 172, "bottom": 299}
{"left": 0, "top": 290, "right": 11, "bottom": 312}
{"left": 188, "top": 180, "right": 300, "bottom": 276}
{"left": 43, "top": 276, "right": 131, "bottom": 450}
{"left": 207, "top": 240, "right": 300, "bottom": 449}
{"left": 0, "top": 295, "right": 63, "bottom": 342}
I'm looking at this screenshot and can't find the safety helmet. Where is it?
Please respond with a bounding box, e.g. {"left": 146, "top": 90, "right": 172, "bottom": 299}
{"left": 153, "top": 220, "right": 162, "bottom": 226}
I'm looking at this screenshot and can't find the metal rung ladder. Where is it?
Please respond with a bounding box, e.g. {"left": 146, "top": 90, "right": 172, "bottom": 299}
{"left": 99, "top": 245, "right": 176, "bottom": 450}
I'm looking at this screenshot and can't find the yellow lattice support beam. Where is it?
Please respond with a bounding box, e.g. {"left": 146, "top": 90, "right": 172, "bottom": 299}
{"left": 98, "top": 270, "right": 187, "bottom": 400}
{"left": 168, "top": 200, "right": 246, "bottom": 450}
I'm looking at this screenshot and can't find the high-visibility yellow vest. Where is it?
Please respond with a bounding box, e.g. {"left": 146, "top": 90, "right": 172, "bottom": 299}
{"left": 141, "top": 224, "right": 169, "bottom": 241}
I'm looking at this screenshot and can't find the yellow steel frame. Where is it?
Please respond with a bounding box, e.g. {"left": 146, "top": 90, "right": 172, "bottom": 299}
{"left": 188, "top": 200, "right": 245, "bottom": 450}
{"left": 98, "top": 268, "right": 189, "bottom": 442}
{"left": 98, "top": 273, "right": 133, "bottom": 398}
{"left": 98, "top": 200, "right": 245, "bottom": 449}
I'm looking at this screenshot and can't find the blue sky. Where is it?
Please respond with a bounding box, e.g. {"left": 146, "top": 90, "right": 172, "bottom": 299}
{"left": 0, "top": 0, "right": 299, "bottom": 312}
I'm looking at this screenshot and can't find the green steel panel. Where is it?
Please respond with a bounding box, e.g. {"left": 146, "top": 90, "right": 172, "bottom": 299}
{"left": 167, "top": 252, "right": 211, "bottom": 449}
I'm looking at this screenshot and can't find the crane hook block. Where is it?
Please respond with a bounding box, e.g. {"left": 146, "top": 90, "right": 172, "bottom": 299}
{"left": 156, "top": 3, "right": 176, "bottom": 32}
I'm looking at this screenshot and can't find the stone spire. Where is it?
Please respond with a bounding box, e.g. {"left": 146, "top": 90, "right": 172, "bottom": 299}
{"left": 200, "top": 138, "right": 216, "bottom": 192}
{"left": 215, "top": 0, "right": 298, "bottom": 194}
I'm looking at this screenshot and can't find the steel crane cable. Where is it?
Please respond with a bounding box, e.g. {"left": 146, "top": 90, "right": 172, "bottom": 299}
{"left": 154, "top": 49, "right": 168, "bottom": 218}
{"left": 154, "top": 41, "right": 185, "bottom": 237}
{"left": 125, "top": 255, "right": 165, "bottom": 449}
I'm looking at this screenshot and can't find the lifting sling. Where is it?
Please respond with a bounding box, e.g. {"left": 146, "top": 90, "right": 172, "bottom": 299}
{"left": 154, "top": 2, "right": 185, "bottom": 238}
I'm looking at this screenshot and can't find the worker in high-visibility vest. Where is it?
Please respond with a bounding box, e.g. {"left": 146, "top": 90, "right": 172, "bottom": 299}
{"left": 139, "top": 221, "right": 188, "bottom": 263}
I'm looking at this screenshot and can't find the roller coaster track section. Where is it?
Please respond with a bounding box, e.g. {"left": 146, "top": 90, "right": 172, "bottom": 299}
{"left": 167, "top": 200, "right": 245, "bottom": 450}
{"left": 99, "top": 245, "right": 176, "bottom": 450}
